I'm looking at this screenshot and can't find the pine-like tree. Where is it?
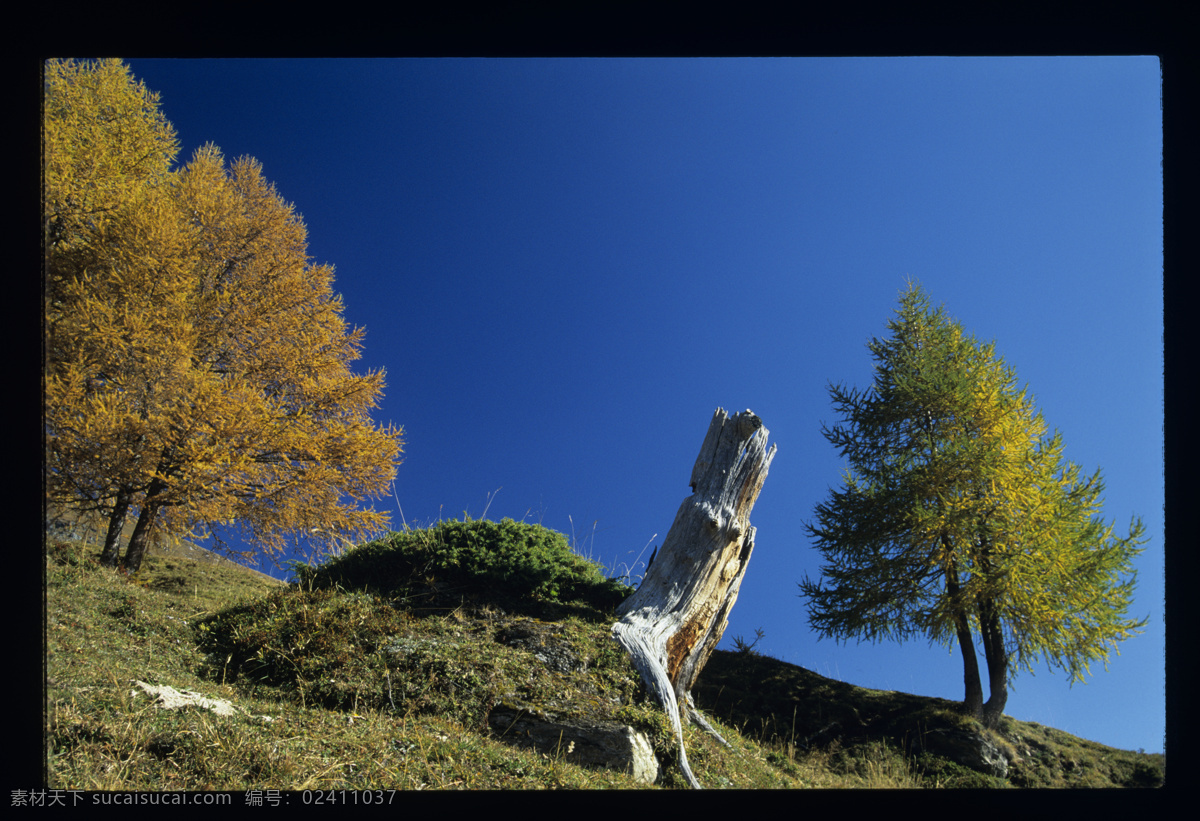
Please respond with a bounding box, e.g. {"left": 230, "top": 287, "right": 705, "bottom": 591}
{"left": 800, "top": 283, "right": 1147, "bottom": 726}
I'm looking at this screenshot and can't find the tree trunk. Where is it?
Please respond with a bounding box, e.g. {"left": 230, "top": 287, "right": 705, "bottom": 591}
{"left": 612, "top": 408, "right": 776, "bottom": 788}
{"left": 122, "top": 476, "right": 166, "bottom": 573}
{"left": 945, "top": 560, "right": 985, "bottom": 720}
{"left": 954, "top": 619, "right": 985, "bottom": 721}
{"left": 99, "top": 488, "right": 132, "bottom": 567}
{"left": 122, "top": 502, "right": 159, "bottom": 574}
{"left": 979, "top": 599, "right": 1009, "bottom": 727}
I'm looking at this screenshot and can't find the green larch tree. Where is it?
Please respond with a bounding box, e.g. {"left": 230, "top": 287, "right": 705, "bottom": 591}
{"left": 800, "top": 283, "right": 1147, "bottom": 727}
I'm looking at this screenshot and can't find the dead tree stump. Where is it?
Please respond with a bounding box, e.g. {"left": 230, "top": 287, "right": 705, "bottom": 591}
{"left": 612, "top": 408, "right": 776, "bottom": 788}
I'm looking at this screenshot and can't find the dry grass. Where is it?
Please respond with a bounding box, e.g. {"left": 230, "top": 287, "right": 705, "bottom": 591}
{"left": 44, "top": 526, "right": 1164, "bottom": 791}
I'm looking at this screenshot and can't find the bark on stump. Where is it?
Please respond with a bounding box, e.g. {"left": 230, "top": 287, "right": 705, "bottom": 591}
{"left": 611, "top": 408, "right": 776, "bottom": 788}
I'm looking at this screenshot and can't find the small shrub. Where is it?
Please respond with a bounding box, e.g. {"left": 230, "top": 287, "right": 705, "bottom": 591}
{"left": 732, "top": 628, "right": 765, "bottom": 655}
{"left": 1126, "top": 757, "right": 1165, "bottom": 788}
{"left": 294, "top": 518, "right": 634, "bottom": 618}
{"left": 195, "top": 587, "right": 411, "bottom": 707}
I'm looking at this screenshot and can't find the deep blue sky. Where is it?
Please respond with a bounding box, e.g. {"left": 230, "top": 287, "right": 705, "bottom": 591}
{"left": 122, "top": 57, "right": 1163, "bottom": 754}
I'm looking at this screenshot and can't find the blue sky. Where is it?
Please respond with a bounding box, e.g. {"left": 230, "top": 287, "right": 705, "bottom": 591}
{"left": 121, "top": 57, "right": 1164, "bottom": 754}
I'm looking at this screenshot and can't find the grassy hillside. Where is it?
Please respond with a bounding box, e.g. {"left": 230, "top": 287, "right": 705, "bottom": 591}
{"left": 44, "top": 520, "right": 1164, "bottom": 791}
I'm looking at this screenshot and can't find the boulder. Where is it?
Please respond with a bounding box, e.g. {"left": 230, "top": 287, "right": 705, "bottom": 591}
{"left": 920, "top": 727, "right": 1009, "bottom": 778}
{"left": 489, "top": 703, "right": 659, "bottom": 784}
{"left": 498, "top": 620, "right": 587, "bottom": 674}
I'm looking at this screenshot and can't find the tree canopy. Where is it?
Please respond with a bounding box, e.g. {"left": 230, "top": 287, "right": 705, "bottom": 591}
{"left": 44, "top": 59, "right": 403, "bottom": 573}
{"left": 800, "top": 283, "right": 1146, "bottom": 726}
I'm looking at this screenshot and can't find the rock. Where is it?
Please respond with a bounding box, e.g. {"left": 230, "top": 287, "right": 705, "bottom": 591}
{"left": 489, "top": 703, "right": 659, "bottom": 784}
{"left": 131, "top": 680, "right": 273, "bottom": 722}
{"left": 498, "top": 620, "right": 587, "bottom": 673}
{"left": 920, "top": 728, "right": 1009, "bottom": 778}
{"left": 133, "top": 680, "right": 241, "bottom": 716}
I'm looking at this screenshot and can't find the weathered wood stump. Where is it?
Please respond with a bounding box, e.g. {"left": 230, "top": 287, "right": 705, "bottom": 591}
{"left": 612, "top": 408, "right": 776, "bottom": 787}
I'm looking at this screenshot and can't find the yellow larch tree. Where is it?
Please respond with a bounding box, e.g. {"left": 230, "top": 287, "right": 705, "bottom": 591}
{"left": 117, "top": 145, "right": 402, "bottom": 573}
{"left": 44, "top": 59, "right": 403, "bottom": 574}
{"left": 44, "top": 57, "right": 191, "bottom": 558}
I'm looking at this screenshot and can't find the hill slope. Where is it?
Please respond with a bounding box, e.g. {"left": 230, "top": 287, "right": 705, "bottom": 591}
{"left": 44, "top": 526, "right": 1164, "bottom": 790}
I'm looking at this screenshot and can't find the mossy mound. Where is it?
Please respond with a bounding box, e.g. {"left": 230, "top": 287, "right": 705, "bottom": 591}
{"left": 293, "top": 518, "right": 635, "bottom": 620}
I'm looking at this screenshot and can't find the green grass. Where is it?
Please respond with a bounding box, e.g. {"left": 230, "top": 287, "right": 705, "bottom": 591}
{"left": 44, "top": 519, "right": 1164, "bottom": 790}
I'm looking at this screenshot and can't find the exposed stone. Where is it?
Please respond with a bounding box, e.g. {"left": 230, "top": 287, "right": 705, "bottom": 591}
{"left": 498, "top": 620, "right": 587, "bottom": 673}
{"left": 920, "top": 727, "right": 1009, "bottom": 778}
{"left": 489, "top": 703, "right": 658, "bottom": 784}
{"left": 131, "top": 680, "right": 274, "bottom": 721}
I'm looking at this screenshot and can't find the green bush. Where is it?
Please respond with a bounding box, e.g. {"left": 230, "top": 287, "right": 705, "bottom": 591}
{"left": 1126, "top": 757, "right": 1165, "bottom": 788}
{"left": 293, "top": 518, "right": 634, "bottom": 617}
{"left": 193, "top": 519, "right": 636, "bottom": 715}
{"left": 195, "top": 585, "right": 505, "bottom": 717}
{"left": 195, "top": 588, "right": 409, "bottom": 702}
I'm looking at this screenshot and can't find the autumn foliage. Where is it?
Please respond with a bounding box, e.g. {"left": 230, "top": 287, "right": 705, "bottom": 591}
{"left": 44, "top": 59, "right": 403, "bottom": 573}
